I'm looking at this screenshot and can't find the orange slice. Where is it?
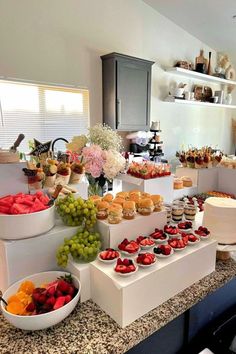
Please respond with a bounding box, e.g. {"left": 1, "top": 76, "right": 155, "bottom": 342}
{"left": 7, "top": 301, "right": 25, "bottom": 315}
{"left": 18, "top": 280, "right": 35, "bottom": 295}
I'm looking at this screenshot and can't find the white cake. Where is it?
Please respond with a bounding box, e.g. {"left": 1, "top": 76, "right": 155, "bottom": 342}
{"left": 203, "top": 197, "right": 236, "bottom": 244}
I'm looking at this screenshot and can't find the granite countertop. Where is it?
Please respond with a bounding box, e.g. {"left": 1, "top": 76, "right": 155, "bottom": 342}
{"left": 1, "top": 258, "right": 236, "bottom": 354}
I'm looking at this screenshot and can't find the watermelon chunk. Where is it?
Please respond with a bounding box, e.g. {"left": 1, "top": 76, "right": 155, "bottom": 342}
{"left": 0, "top": 192, "right": 50, "bottom": 215}
{"left": 30, "top": 198, "right": 47, "bottom": 213}
{"left": 0, "top": 205, "right": 11, "bottom": 214}
{"left": 10, "top": 203, "right": 31, "bottom": 214}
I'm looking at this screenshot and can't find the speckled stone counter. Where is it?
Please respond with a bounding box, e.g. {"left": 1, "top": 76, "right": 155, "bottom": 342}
{"left": 1, "top": 258, "right": 236, "bottom": 354}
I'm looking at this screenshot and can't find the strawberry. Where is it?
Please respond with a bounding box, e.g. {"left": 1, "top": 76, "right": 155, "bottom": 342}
{"left": 123, "top": 258, "right": 130, "bottom": 266}
{"left": 65, "top": 295, "right": 72, "bottom": 304}
{"left": 38, "top": 294, "right": 47, "bottom": 304}
{"left": 143, "top": 257, "right": 152, "bottom": 265}
{"left": 57, "top": 280, "right": 70, "bottom": 293}
{"left": 46, "top": 296, "right": 56, "bottom": 307}
{"left": 55, "top": 290, "right": 63, "bottom": 298}
{"left": 66, "top": 285, "right": 75, "bottom": 296}
{"left": 46, "top": 286, "right": 56, "bottom": 297}
{"left": 26, "top": 302, "right": 36, "bottom": 312}
{"left": 115, "top": 265, "right": 127, "bottom": 273}
{"left": 128, "top": 264, "right": 136, "bottom": 272}
{"left": 117, "top": 258, "right": 123, "bottom": 265}
{"left": 53, "top": 296, "right": 66, "bottom": 310}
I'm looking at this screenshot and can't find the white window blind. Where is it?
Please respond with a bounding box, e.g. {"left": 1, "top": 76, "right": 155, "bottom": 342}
{"left": 0, "top": 80, "right": 90, "bottom": 152}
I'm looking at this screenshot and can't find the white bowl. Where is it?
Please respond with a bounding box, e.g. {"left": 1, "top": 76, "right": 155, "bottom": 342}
{"left": 1, "top": 271, "right": 80, "bottom": 331}
{"left": 140, "top": 241, "right": 155, "bottom": 249}
{"left": 136, "top": 257, "right": 157, "bottom": 268}
{"left": 114, "top": 265, "right": 138, "bottom": 277}
{"left": 188, "top": 237, "right": 200, "bottom": 246}
{"left": 120, "top": 247, "right": 141, "bottom": 257}
{"left": 0, "top": 205, "right": 55, "bottom": 240}
{"left": 154, "top": 247, "right": 174, "bottom": 258}
{"left": 172, "top": 246, "right": 186, "bottom": 252}
{"left": 98, "top": 251, "right": 121, "bottom": 264}
{"left": 151, "top": 235, "right": 169, "bottom": 244}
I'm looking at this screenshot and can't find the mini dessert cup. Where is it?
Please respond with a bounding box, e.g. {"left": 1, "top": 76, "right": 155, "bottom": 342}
{"left": 184, "top": 204, "right": 197, "bottom": 221}
{"left": 44, "top": 174, "right": 56, "bottom": 188}
{"left": 164, "top": 203, "right": 172, "bottom": 223}
{"left": 171, "top": 203, "right": 184, "bottom": 222}
{"left": 56, "top": 173, "right": 71, "bottom": 186}
{"left": 70, "top": 171, "right": 84, "bottom": 184}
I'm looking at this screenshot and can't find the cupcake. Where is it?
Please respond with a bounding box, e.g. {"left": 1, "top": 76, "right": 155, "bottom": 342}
{"left": 174, "top": 178, "right": 183, "bottom": 189}
{"left": 181, "top": 176, "right": 193, "bottom": 188}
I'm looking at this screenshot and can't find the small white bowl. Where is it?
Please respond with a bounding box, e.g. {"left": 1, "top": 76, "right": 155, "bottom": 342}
{"left": 136, "top": 258, "right": 157, "bottom": 268}
{"left": 120, "top": 247, "right": 141, "bottom": 257}
{"left": 167, "top": 233, "right": 181, "bottom": 239}
{"left": 172, "top": 246, "right": 186, "bottom": 252}
{"left": 140, "top": 241, "right": 155, "bottom": 249}
{"left": 150, "top": 235, "right": 169, "bottom": 244}
{"left": 155, "top": 248, "right": 174, "bottom": 258}
{"left": 98, "top": 251, "right": 121, "bottom": 264}
{"left": 114, "top": 265, "right": 138, "bottom": 277}
{"left": 200, "top": 234, "right": 211, "bottom": 241}
{"left": 178, "top": 228, "right": 193, "bottom": 234}
{"left": 1, "top": 271, "right": 80, "bottom": 331}
{"left": 188, "top": 237, "right": 200, "bottom": 246}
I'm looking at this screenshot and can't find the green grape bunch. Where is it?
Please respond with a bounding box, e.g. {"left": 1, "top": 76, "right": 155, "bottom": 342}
{"left": 56, "top": 194, "right": 97, "bottom": 228}
{"left": 56, "top": 229, "right": 102, "bottom": 267}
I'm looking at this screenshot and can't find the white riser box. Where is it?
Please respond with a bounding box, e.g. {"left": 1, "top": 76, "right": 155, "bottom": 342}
{"left": 91, "top": 239, "right": 217, "bottom": 328}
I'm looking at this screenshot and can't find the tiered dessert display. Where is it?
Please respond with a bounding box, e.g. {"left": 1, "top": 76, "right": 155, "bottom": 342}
{"left": 148, "top": 121, "right": 164, "bottom": 161}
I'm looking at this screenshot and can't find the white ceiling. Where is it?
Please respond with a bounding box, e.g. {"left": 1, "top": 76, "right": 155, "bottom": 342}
{"left": 144, "top": 0, "right": 236, "bottom": 61}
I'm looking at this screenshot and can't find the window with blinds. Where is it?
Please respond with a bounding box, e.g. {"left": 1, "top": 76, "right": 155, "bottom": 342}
{"left": 0, "top": 80, "right": 90, "bottom": 152}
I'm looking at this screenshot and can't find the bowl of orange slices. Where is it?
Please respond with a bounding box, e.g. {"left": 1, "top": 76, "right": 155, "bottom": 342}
{"left": 1, "top": 271, "right": 80, "bottom": 330}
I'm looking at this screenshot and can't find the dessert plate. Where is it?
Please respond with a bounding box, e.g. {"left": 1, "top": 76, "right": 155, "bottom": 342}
{"left": 114, "top": 266, "right": 139, "bottom": 277}
{"left": 136, "top": 258, "right": 157, "bottom": 268}
{"left": 98, "top": 252, "right": 121, "bottom": 264}
{"left": 155, "top": 248, "right": 174, "bottom": 258}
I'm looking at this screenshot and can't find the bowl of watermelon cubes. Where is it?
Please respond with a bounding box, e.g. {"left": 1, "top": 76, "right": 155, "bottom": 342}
{"left": 1, "top": 271, "right": 80, "bottom": 331}
{"left": 0, "top": 191, "right": 55, "bottom": 239}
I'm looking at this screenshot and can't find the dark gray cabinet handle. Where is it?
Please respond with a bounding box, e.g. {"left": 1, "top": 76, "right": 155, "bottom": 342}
{"left": 116, "top": 99, "right": 121, "bottom": 129}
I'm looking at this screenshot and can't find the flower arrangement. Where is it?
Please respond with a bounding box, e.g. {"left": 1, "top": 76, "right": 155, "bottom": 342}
{"left": 88, "top": 123, "right": 123, "bottom": 152}
{"left": 66, "top": 124, "right": 125, "bottom": 195}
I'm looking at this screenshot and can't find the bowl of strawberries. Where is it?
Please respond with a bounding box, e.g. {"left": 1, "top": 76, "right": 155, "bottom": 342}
{"left": 114, "top": 258, "right": 138, "bottom": 276}
{"left": 136, "top": 252, "right": 156, "bottom": 267}
{"left": 0, "top": 271, "right": 80, "bottom": 331}
{"left": 98, "top": 248, "right": 120, "bottom": 263}
{"left": 153, "top": 244, "right": 173, "bottom": 258}
{"left": 149, "top": 229, "right": 169, "bottom": 243}
{"left": 194, "top": 226, "right": 211, "bottom": 240}
{"left": 118, "top": 238, "right": 140, "bottom": 256}
{"left": 136, "top": 236, "right": 155, "bottom": 249}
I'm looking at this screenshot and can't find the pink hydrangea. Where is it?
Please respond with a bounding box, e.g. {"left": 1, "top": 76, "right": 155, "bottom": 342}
{"left": 82, "top": 145, "right": 105, "bottom": 178}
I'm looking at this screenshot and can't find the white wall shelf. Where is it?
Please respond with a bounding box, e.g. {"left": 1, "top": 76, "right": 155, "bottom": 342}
{"left": 166, "top": 67, "right": 236, "bottom": 86}
{"left": 165, "top": 97, "right": 236, "bottom": 109}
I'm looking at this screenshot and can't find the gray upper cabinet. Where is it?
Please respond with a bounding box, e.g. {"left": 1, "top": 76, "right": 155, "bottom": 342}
{"left": 101, "top": 53, "right": 154, "bottom": 131}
